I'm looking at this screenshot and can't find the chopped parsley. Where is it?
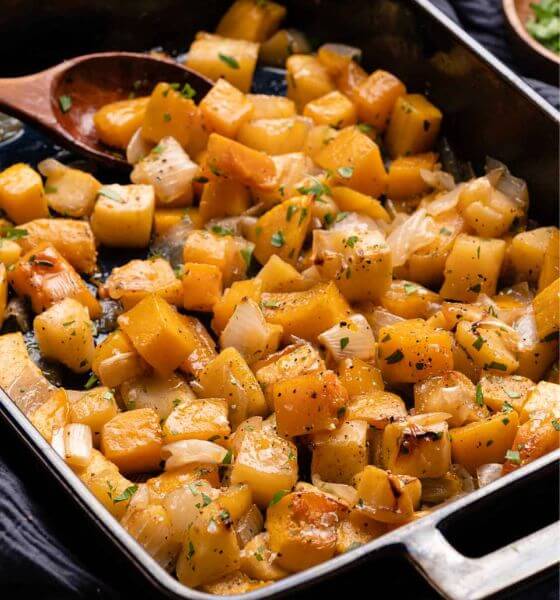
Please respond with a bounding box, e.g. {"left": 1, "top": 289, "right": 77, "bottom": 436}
{"left": 337, "top": 166, "right": 354, "bottom": 179}
{"left": 211, "top": 225, "right": 234, "bottom": 236}
{"left": 112, "top": 484, "right": 138, "bottom": 503}
{"left": 505, "top": 449, "right": 521, "bottom": 464}
{"left": 0, "top": 226, "right": 27, "bottom": 240}
{"left": 403, "top": 282, "right": 417, "bottom": 295}
{"left": 345, "top": 235, "right": 359, "bottom": 248}
{"left": 218, "top": 53, "right": 240, "bottom": 69}
{"left": 386, "top": 349, "right": 404, "bottom": 364}
{"left": 488, "top": 361, "right": 507, "bottom": 372}
{"left": 552, "top": 418, "right": 560, "bottom": 431}
{"left": 271, "top": 230, "right": 285, "bottom": 247}
{"left": 163, "top": 112, "right": 172, "bottom": 122}
{"left": 222, "top": 449, "right": 233, "bottom": 465}
{"left": 340, "top": 337, "right": 350, "bottom": 350}
{"left": 286, "top": 204, "right": 297, "bottom": 221}
{"left": 472, "top": 335, "right": 485, "bottom": 351}
{"left": 58, "top": 94, "right": 72, "bottom": 113}
{"left": 240, "top": 246, "right": 253, "bottom": 269}
{"left": 269, "top": 489, "right": 289, "bottom": 506}
{"left": 475, "top": 383, "right": 484, "bottom": 407}
{"left": 84, "top": 373, "right": 99, "bottom": 390}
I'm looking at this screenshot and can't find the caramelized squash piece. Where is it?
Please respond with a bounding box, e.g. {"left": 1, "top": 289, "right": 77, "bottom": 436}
{"left": 182, "top": 262, "right": 223, "bottom": 312}
{"left": 286, "top": 54, "right": 335, "bottom": 111}
{"left": 533, "top": 278, "right": 559, "bottom": 342}
{"left": 94, "top": 96, "right": 149, "bottom": 149}
{"left": 354, "top": 70, "right": 406, "bottom": 132}
{"left": 216, "top": 0, "right": 286, "bottom": 42}
{"left": 163, "top": 398, "right": 230, "bottom": 444}
{"left": 67, "top": 387, "right": 118, "bottom": 439}
{"left": 92, "top": 329, "right": 147, "bottom": 388}
{"left": 237, "top": 116, "right": 313, "bottom": 155}
{"left": 387, "top": 153, "right": 439, "bottom": 200}
{"left": 303, "top": 91, "right": 357, "bottom": 128}
{"left": 0, "top": 163, "right": 48, "bottom": 224}
{"left": 200, "top": 78, "right": 254, "bottom": 138}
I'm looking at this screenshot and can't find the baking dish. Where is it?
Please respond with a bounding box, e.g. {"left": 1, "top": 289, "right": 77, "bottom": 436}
{"left": 0, "top": 0, "right": 558, "bottom": 598}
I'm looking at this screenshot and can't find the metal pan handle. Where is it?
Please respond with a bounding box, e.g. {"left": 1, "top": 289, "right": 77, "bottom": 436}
{"left": 405, "top": 521, "right": 560, "bottom": 599}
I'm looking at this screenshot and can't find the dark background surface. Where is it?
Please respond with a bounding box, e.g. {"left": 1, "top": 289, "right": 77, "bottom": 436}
{"left": 0, "top": 0, "right": 558, "bottom": 598}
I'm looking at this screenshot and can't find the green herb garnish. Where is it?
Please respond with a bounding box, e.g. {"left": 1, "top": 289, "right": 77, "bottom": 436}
{"left": 59, "top": 95, "right": 72, "bottom": 113}
{"left": 218, "top": 53, "right": 240, "bottom": 69}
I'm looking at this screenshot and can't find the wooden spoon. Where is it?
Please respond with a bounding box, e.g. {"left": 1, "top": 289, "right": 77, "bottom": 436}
{"left": 0, "top": 52, "right": 213, "bottom": 169}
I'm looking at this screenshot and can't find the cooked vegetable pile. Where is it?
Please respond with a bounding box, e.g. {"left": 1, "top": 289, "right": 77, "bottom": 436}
{"left": 526, "top": 0, "right": 560, "bottom": 54}
{"left": 0, "top": 0, "right": 558, "bottom": 595}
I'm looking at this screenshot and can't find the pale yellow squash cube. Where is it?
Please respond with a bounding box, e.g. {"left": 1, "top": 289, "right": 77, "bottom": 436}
{"left": 90, "top": 184, "right": 154, "bottom": 248}
{"left": 256, "top": 254, "right": 307, "bottom": 292}
{"left": 39, "top": 158, "right": 101, "bottom": 218}
{"left": 247, "top": 94, "right": 296, "bottom": 119}
{"left": 0, "top": 239, "right": 21, "bottom": 267}
{"left": 237, "top": 116, "right": 313, "bottom": 155}
{"left": 387, "top": 153, "right": 439, "bottom": 200}
{"left": 303, "top": 90, "right": 357, "bottom": 128}
{"left": 199, "top": 177, "right": 250, "bottom": 222}
{"left": 163, "top": 398, "right": 230, "bottom": 444}
{"left": 185, "top": 33, "right": 259, "bottom": 92}
{"left": 92, "top": 330, "right": 147, "bottom": 388}
{"left": 200, "top": 78, "right": 254, "bottom": 138}
{"left": 312, "top": 420, "right": 368, "bottom": 484}
{"left": 511, "top": 226, "right": 557, "bottom": 284}
{"left": 303, "top": 124, "right": 340, "bottom": 160}
{"left": 385, "top": 93, "right": 442, "bottom": 158}
{"left": 0, "top": 163, "right": 48, "bottom": 224}
{"left": 182, "top": 262, "right": 223, "bottom": 312}
{"left": 477, "top": 374, "right": 534, "bottom": 414}
{"left": 286, "top": 54, "right": 335, "bottom": 111}
{"left": 29, "top": 389, "right": 69, "bottom": 442}
{"left": 197, "top": 347, "right": 267, "bottom": 428}
{"left": 67, "top": 387, "right": 118, "bottom": 439}
{"left": 231, "top": 423, "right": 297, "bottom": 507}
{"left": 34, "top": 298, "right": 95, "bottom": 373}
{"left": 539, "top": 228, "right": 560, "bottom": 291}
{"left": 216, "top": 0, "right": 286, "bottom": 42}
{"left": 440, "top": 234, "right": 506, "bottom": 301}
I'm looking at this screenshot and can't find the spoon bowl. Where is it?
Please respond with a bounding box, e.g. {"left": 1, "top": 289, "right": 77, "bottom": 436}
{"left": 0, "top": 52, "right": 213, "bottom": 169}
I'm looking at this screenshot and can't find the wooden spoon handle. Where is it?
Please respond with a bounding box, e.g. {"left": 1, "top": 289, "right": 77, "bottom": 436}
{"left": 0, "top": 64, "right": 66, "bottom": 129}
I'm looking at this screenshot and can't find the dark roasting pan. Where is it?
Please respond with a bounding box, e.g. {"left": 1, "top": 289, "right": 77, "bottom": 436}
{"left": 0, "top": 1, "right": 558, "bottom": 598}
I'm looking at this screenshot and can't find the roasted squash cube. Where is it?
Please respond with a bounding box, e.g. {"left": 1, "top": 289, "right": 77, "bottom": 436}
{"left": 354, "top": 466, "right": 421, "bottom": 524}
{"left": 253, "top": 195, "right": 311, "bottom": 266}
{"left": 256, "top": 255, "right": 306, "bottom": 293}
{"left": 0, "top": 163, "right": 48, "bottom": 224}
{"left": 378, "top": 319, "right": 453, "bottom": 383}
{"left": 286, "top": 54, "right": 335, "bottom": 111}
{"left": 387, "top": 153, "right": 439, "bottom": 200}
{"left": 385, "top": 93, "right": 442, "bottom": 158}
{"left": 382, "top": 415, "right": 451, "bottom": 478}
{"left": 303, "top": 90, "right": 357, "bottom": 128}
{"left": 533, "top": 278, "right": 559, "bottom": 341}
{"left": 237, "top": 116, "right": 313, "bottom": 155}
{"left": 510, "top": 227, "right": 557, "bottom": 284}
{"left": 200, "top": 78, "right": 253, "bottom": 138}
{"left": 312, "top": 420, "right": 368, "bottom": 484}
{"left": 330, "top": 186, "right": 390, "bottom": 221}
{"left": 30, "top": 389, "right": 69, "bottom": 442}
{"left": 317, "top": 43, "right": 362, "bottom": 77}
{"left": 185, "top": 33, "right": 259, "bottom": 92}
{"left": 266, "top": 487, "right": 347, "bottom": 572}
{"left": 101, "top": 408, "right": 163, "bottom": 473}
{"left": 90, "top": 184, "right": 155, "bottom": 248}
{"left": 206, "top": 133, "right": 276, "bottom": 190}
{"left": 79, "top": 449, "right": 135, "bottom": 518}
{"left": 336, "top": 357, "right": 384, "bottom": 397}
{"left": 162, "top": 398, "right": 230, "bottom": 444}
{"left": 141, "top": 82, "right": 200, "bottom": 147}
{"left": 247, "top": 94, "right": 296, "bottom": 119}
{"left": 101, "top": 258, "right": 182, "bottom": 310}
{"left": 34, "top": 298, "right": 95, "bottom": 373}
{"left": 39, "top": 159, "right": 101, "bottom": 218}
{"left": 231, "top": 423, "right": 297, "bottom": 507}
{"left": 335, "top": 60, "right": 368, "bottom": 103}
{"left": 197, "top": 347, "right": 267, "bottom": 429}
{"left": 178, "top": 315, "right": 218, "bottom": 376}
{"left": 9, "top": 243, "right": 101, "bottom": 317}
{"left": 450, "top": 410, "right": 519, "bottom": 474}
{"left": 92, "top": 329, "right": 146, "bottom": 388}
{"left": 0, "top": 239, "right": 21, "bottom": 267}
{"left": 354, "top": 70, "right": 406, "bottom": 132}
{"left": 380, "top": 279, "right": 441, "bottom": 320}
{"left": 272, "top": 370, "right": 348, "bottom": 437}
{"left": 93, "top": 96, "right": 149, "bottom": 149}
{"left": 216, "top": 0, "right": 286, "bottom": 42}
{"left": 315, "top": 126, "right": 387, "bottom": 197}
{"left": 182, "top": 262, "right": 223, "bottom": 312}
{"left": 539, "top": 228, "right": 560, "bottom": 291}
{"left": 262, "top": 281, "right": 351, "bottom": 342}
{"left": 118, "top": 294, "right": 192, "bottom": 375}
{"left": 477, "top": 374, "right": 534, "bottom": 414}
{"left": 259, "top": 28, "right": 311, "bottom": 67}
{"left": 67, "top": 387, "right": 118, "bottom": 438}
{"left": 199, "top": 177, "right": 250, "bottom": 222}
{"left": 177, "top": 503, "right": 241, "bottom": 587}
{"left": 440, "top": 235, "right": 506, "bottom": 301}
{"left": 18, "top": 218, "right": 97, "bottom": 274}
{"left": 212, "top": 278, "right": 262, "bottom": 334}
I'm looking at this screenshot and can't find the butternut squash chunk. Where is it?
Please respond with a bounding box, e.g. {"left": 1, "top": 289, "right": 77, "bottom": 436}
{"left": 237, "top": 116, "right": 313, "bottom": 155}
{"left": 0, "top": 163, "right": 49, "bottom": 224}
{"left": 200, "top": 78, "right": 254, "bottom": 138}
{"left": 216, "top": 0, "right": 286, "bottom": 42}
{"left": 286, "top": 54, "right": 335, "bottom": 111}
{"left": 94, "top": 96, "right": 149, "bottom": 149}
{"left": 354, "top": 70, "right": 406, "bottom": 132}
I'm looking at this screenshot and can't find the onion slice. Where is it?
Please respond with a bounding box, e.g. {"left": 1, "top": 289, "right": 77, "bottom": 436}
{"left": 162, "top": 439, "right": 229, "bottom": 471}
{"left": 311, "top": 474, "right": 358, "bottom": 505}
{"left": 126, "top": 127, "right": 154, "bottom": 164}
{"left": 318, "top": 314, "right": 376, "bottom": 361}
{"left": 476, "top": 463, "right": 503, "bottom": 488}
{"left": 51, "top": 424, "right": 93, "bottom": 468}
{"left": 386, "top": 208, "right": 438, "bottom": 267}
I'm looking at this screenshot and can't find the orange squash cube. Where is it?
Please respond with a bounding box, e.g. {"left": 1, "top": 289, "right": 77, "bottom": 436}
{"left": 387, "top": 153, "right": 439, "bottom": 199}
{"left": 317, "top": 43, "right": 362, "bottom": 77}
{"left": 262, "top": 281, "right": 351, "bottom": 342}
{"left": 200, "top": 78, "right": 253, "bottom": 138}
{"left": 533, "top": 278, "right": 559, "bottom": 341}
{"left": 335, "top": 60, "right": 368, "bottom": 103}
{"left": 154, "top": 208, "right": 188, "bottom": 235}
{"left": 378, "top": 319, "right": 454, "bottom": 383}
{"left": 206, "top": 133, "right": 276, "bottom": 190}
{"left": 236, "top": 116, "right": 313, "bottom": 155}
{"left": 101, "top": 408, "right": 163, "bottom": 473}
{"left": 272, "top": 369, "right": 348, "bottom": 437}
{"left": 315, "top": 127, "right": 387, "bottom": 197}
{"left": 178, "top": 314, "right": 218, "bottom": 376}
{"left": 211, "top": 278, "right": 263, "bottom": 334}
{"left": 141, "top": 82, "right": 200, "bottom": 147}
{"left": 118, "top": 294, "right": 192, "bottom": 375}
{"left": 93, "top": 96, "right": 149, "bottom": 149}
{"left": 303, "top": 90, "right": 357, "bottom": 128}
{"left": 259, "top": 28, "right": 311, "bottom": 67}
{"left": 67, "top": 387, "right": 119, "bottom": 438}
{"left": 385, "top": 94, "right": 442, "bottom": 158}
{"left": 337, "top": 357, "right": 385, "bottom": 397}
{"left": 247, "top": 94, "right": 296, "bottom": 119}
{"left": 330, "top": 186, "right": 390, "bottom": 221}
{"left": 92, "top": 329, "right": 146, "bottom": 388}
{"left": 286, "top": 54, "right": 335, "bottom": 111}
{"left": 9, "top": 243, "right": 101, "bottom": 317}
{"left": 199, "top": 177, "right": 250, "bottom": 222}
{"left": 216, "top": 0, "right": 286, "bottom": 42}
{"left": 354, "top": 70, "right": 406, "bottom": 132}
{"left": 162, "top": 398, "right": 230, "bottom": 444}
{"left": 0, "top": 163, "right": 48, "bottom": 224}
{"left": 185, "top": 33, "right": 259, "bottom": 92}
{"left": 182, "top": 262, "right": 223, "bottom": 312}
